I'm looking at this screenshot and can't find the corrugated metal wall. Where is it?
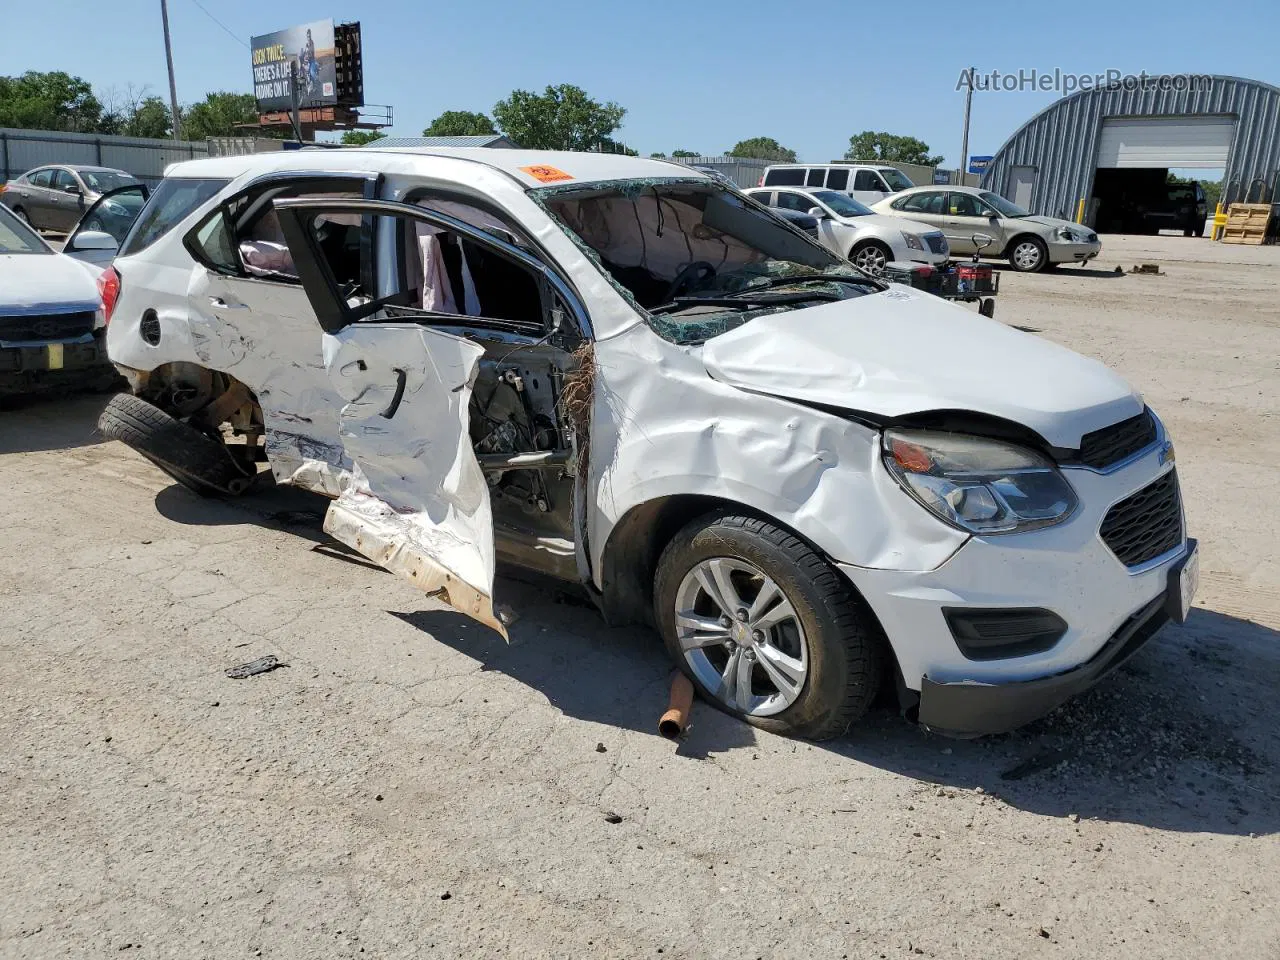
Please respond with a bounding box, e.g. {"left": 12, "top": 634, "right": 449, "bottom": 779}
{"left": 980, "top": 76, "right": 1280, "bottom": 221}
{"left": 0, "top": 128, "right": 210, "bottom": 187}
{"left": 667, "top": 156, "right": 771, "bottom": 188}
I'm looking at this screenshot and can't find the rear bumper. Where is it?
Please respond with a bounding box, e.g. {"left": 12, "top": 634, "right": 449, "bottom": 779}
{"left": 916, "top": 594, "right": 1169, "bottom": 737}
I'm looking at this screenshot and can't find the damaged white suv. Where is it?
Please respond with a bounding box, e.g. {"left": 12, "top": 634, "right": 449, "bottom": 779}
{"left": 96, "top": 148, "right": 1197, "bottom": 739}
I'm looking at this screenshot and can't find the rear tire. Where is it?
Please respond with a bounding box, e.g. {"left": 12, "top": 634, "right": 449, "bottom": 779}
{"left": 97, "top": 392, "right": 253, "bottom": 497}
{"left": 654, "top": 512, "right": 885, "bottom": 740}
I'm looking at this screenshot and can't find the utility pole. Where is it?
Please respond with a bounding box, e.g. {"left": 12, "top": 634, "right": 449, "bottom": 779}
{"left": 160, "top": 0, "right": 183, "bottom": 140}
{"left": 288, "top": 61, "right": 305, "bottom": 142}
{"left": 958, "top": 66, "right": 975, "bottom": 185}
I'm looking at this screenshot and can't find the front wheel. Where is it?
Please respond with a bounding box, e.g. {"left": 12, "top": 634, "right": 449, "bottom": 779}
{"left": 850, "top": 240, "right": 893, "bottom": 277}
{"left": 1009, "top": 237, "right": 1048, "bottom": 272}
{"left": 654, "top": 513, "right": 884, "bottom": 740}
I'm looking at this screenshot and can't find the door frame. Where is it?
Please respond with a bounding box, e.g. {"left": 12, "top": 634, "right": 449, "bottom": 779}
{"left": 272, "top": 195, "right": 591, "bottom": 340}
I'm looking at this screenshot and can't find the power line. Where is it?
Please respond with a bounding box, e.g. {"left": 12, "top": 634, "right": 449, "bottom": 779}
{"left": 186, "top": 0, "right": 250, "bottom": 48}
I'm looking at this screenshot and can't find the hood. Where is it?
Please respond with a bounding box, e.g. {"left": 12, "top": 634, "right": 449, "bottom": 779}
{"left": 1023, "top": 215, "right": 1088, "bottom": 233}
{"left": 700, "top": 288, "right": 1142, "bottom": 449}
{"left": 0, "top": 253, "right": 100, "bottom": 314}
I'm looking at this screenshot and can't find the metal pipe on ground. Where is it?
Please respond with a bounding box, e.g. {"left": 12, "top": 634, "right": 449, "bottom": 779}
{"left": 658, "top": 672, "right": 694, "bottom": 740}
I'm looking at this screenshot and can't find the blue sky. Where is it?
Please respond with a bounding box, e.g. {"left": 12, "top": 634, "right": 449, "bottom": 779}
{"left": 4, "top": 0, "right": 1277, "bottom": 165}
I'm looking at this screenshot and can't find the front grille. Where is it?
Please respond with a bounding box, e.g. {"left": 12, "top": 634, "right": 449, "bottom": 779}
{"left": 0, "top": 310, "right": 95, "bottom": 342}
{"left": 1100, "top": 470, "right": 1183, "bottom": 567}
{"left": 1079, "top": 409, "right": 1157, "bottom": 469}
{"left": 925, "top": 233, "right": 947, "bottom": 254}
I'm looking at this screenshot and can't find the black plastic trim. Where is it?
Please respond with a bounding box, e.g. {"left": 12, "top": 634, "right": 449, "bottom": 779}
{"left": 919, "top": 595, "right": 1169, "bottom": 738}
{"left": 942, "top": 607, "right": 1068, "bottom": 661}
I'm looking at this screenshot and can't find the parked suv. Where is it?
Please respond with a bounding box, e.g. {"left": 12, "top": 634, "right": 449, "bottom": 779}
{"left": 761, "top": 164, "right": 915, "bottom": 205}
{"left": 92, "top": 149, "right": 1195, "bottom": 739}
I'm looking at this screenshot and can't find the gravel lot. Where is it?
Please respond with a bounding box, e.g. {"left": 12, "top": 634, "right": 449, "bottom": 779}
{"left": 2, "top": 233, "right": 1277, "bottom": 959}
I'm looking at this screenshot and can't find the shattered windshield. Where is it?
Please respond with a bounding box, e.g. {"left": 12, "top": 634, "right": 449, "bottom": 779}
{"left": 537, "top": 179, "right": 880, "bottom": 344}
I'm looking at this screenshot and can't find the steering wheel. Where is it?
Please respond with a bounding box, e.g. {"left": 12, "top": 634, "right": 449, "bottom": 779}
{"left": 663, "top": 261, "right": 717, "bottom": 302}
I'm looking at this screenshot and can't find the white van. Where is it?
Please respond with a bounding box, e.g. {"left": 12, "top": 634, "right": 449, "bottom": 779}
{"left": 761, "top": 163, "right": 915, "bottom": 205}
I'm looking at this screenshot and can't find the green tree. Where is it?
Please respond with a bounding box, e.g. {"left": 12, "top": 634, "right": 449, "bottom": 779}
{"left": 341, "top": 130, "right": 388, "bottom": 146}
{"left": 0, "top": 71, "right": 101, "bottom": 132}
{"left": 123, "top": 97, "right": 174, "bottom": 139}
{"left": 598, "top": 137, "right": 637, "bottom": 156}
{"left": 422, "top": 110, "right": 497, "bottom": 137}
{"left": 844, "top": 131, "right": 943, "bottom": 166}
{"left": 671, "top": 148, "right": 699, "bottom": 158}
{"left": 728, "top": 137, "right": 796, "bottom": 162}
{"left": 181, "top": 92, "right": 260, "bottom": 140}
{"left": 492, "top": 84, "right": 625, "bottom": 151}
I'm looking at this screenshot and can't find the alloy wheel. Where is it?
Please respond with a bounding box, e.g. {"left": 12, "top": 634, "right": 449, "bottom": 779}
{"left": 673, "top": 557, "right": 809, "bottom": 717}
{"left": 1013, "top": 240, "right": 1043, "bottom": 270}
{"left": 852, "top": 244, "right": 888, "bottom": 276}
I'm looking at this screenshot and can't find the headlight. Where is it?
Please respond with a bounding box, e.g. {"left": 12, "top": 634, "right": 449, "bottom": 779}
{"left": 901, "top": 232, "right": 924, "bottom": 250}
{"left": 882, "top": 429, "right": 1078, "bottom": 534}
{"left": 1054, "top": 226, "right": 1084, "bottom": 242}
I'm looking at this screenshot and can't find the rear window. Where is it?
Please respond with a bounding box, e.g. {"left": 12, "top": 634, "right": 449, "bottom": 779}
{"left": 763, "top": 168, "right": 805, "bottom": 186}
{"left": 120, "top": 177, "right": 229, "bottom": 257}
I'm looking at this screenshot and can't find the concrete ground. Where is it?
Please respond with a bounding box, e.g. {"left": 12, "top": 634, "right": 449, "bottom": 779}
{"left": 1, "top": 233, "right": 1277, "bottom": 959}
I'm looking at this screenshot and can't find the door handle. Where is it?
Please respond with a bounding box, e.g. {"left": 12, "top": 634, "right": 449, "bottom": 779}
{"left": 208, "top": 296, "right": 247, "bottom": 310}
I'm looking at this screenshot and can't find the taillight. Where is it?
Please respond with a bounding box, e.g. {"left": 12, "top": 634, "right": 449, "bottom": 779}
{"left": 98, "top": 267, "right": 121, "bottom": 325}
{"left": 758, "top": 176, "right": 764, "bottom": 187}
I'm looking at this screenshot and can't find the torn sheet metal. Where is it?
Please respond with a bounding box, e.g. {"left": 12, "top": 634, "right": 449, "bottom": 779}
{"left": 186, "top": 266, "right": 352, "bottom": 495}
{"left": 320, "top": 322, "right": 504, "bottom": 636}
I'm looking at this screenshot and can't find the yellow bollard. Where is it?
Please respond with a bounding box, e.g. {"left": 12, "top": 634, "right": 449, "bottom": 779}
{"left": 1075, "top": 198, "right": 1085, "bottom": 224}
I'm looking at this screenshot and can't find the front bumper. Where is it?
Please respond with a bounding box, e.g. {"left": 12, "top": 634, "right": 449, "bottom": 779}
{"left": 1049, "top": 239, "right": 1101, "bottom": 263}
{"left": 0, "top": 331, "right": 113, "bottom": 393}
{"left": 839, "top": 436, "right": 1189, "bottom": 736}
{"left": 917, "top": 593, "right": 1168, "bottom": 737}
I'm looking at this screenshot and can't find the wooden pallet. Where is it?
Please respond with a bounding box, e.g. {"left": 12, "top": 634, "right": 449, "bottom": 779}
{"left": 1220, "top": 202, "right": 1271, "bottom": 244}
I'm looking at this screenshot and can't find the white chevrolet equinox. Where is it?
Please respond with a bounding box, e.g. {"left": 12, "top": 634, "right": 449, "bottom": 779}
{"left": 86, "top": 148, "right": 1198, "bottom": 739}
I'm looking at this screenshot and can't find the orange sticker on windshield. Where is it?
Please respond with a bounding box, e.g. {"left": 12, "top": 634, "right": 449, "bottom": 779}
{"left": 520, "top": 164, "right": 574, "bottom": 183}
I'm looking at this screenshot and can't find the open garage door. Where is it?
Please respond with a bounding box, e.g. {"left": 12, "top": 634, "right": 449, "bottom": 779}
{"left": 1096, "top": 117, "right": 1236, "bottom": 169}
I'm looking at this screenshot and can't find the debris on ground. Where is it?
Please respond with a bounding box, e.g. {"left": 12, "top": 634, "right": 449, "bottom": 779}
{"left": 658, "top": 672, "right": 694, "bottom": 740}
{"left": 224, "top": 655, "right": 286, "bottom": 679}
{"left": 1130, "top": 263, "right": 1162, "bottom": 274}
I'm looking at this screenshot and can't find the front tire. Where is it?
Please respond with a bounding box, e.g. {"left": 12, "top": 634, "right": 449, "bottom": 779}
{"left": 654, "top": 513, "right": 884, "bottom": 740}
{"left": 1009, "top": 236, "right": 1048, "bottom": 272}
{"left": 850, "top": 240, "right": 893, "bottom": 277}
{"left": 12, "top": 206, "right": 30, "bottom": 226}
{"left": 97, "top": 392, "right": 253, "bottom": 497}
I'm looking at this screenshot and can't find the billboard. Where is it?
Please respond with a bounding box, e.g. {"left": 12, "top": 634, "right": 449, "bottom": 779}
{"left": 251, "top": 19, "right": 338, "bottom": 113}
{"left": 968, "top": 155, "right": 993, "bottom": 175}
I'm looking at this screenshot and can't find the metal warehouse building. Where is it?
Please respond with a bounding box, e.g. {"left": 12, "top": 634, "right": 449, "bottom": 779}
{"left": 981, "top": 75, "right": 1280, "bottom": 228}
